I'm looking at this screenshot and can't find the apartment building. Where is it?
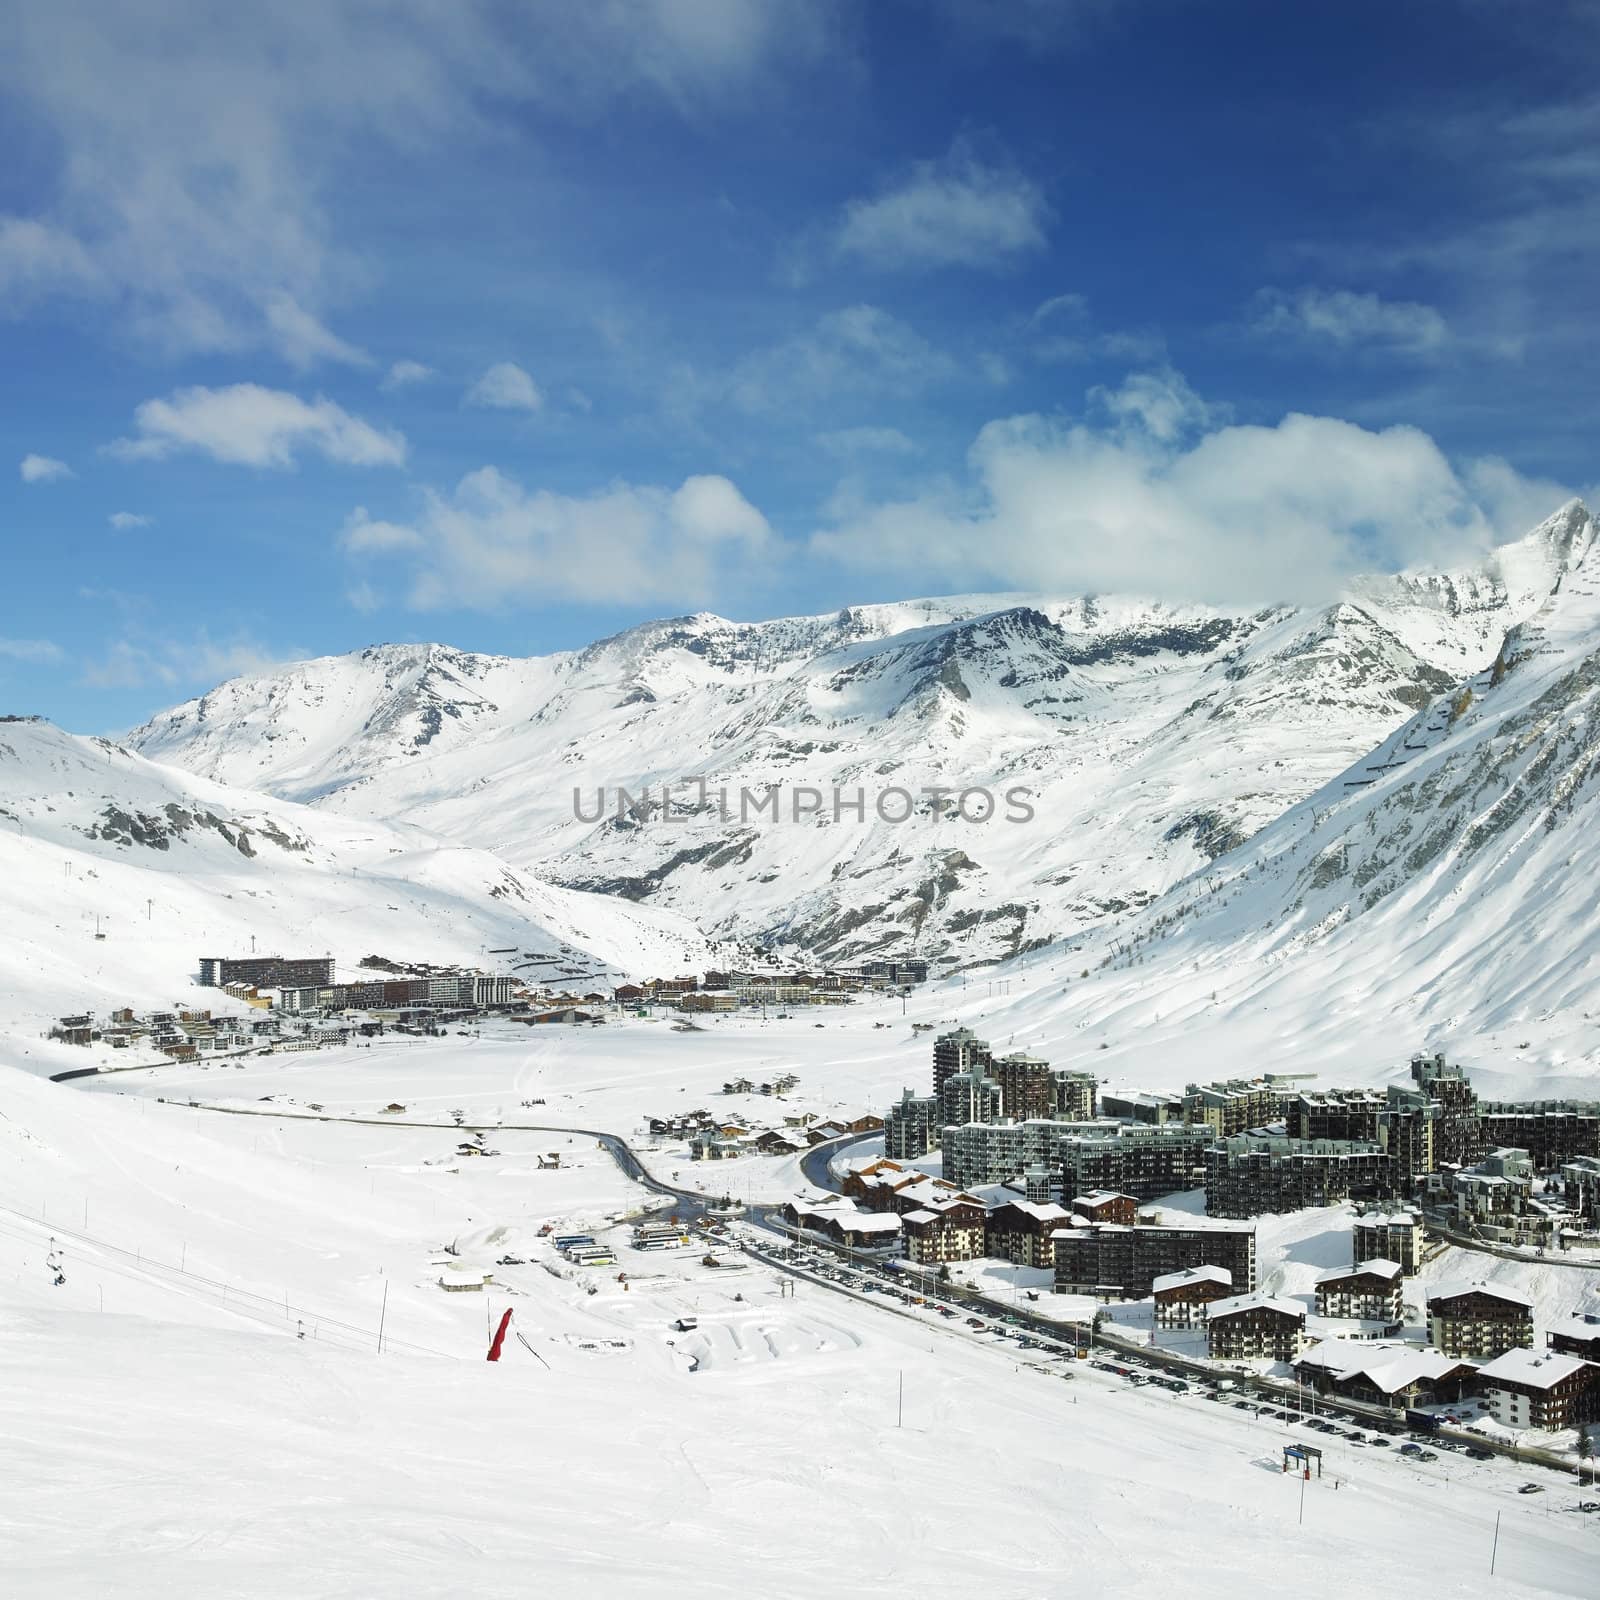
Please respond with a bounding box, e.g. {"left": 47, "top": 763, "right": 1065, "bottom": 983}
{"left": 1152, "top": 1265, "right": 1234, "bottom": 1329}
{"left": 1351, "top": 1208, "right": 1425, "bottom": 1275}
{"left": 933, "top": 1026, "right": 993, "bottom": 1094}
{"left": 985, "top": 1200, "right": 1073, "bottom": 1269}
{"left": 1206, "top": 1294, "right": 1307, "bottom": 1361}
{"left": 885, "top": 1088, "right": 941, "bottom": 1159}
{"left": 1051, "top": 1219, "right": 1256, "bottom": 1300}
{"left": 1426, "top": 1283, "right": 1535, "bottom": 1361}
{"left": 1313, "top": 1260, "right": 1404, "bottom": 1327}
{"left": 1475, "top": 1348, "right": 1600, "bottom": 1432}
{"left": 1203, "top": 1134, "right": 1396, "bottom": 1218}
{"left": 1183, "top": 1078, "right": 1283, "bottom": 1138}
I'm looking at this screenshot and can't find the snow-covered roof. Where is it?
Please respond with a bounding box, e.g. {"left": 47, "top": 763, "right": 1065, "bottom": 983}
{"left": 1295, "top": 1338, "right": 1471, "bottom": 1394}
{"left": 900, "top": 1209, "right": 940, "bottom": 1225}
{"left": 1073, "top": 1189, "right": 1135, "bottom": 1206}
{"left": 1152, "top": 1264, "right": 1232, "bottom": 1296}
{"left": 1426, "top": 1281, "right": 1534, "bottom": 1310}
{"left": 1547, "top": 1316, "right": 1600, "bottom": 1346}
{"left": 992, "top": 1199, "right": 1070, "bottom": 1224}
{"left": 1207, "top": 1293, "right": 1304, "bottom": 1322}
{"left": 836, "top": 1213, "right": 903, "bottom": 1234}
{"left": 1354, "top": 1210, "right": 1420, "bottom": 1228}
{"left": 1476, "top": 1348, "right": 1595, "bottom": 1390}
{"left": 1316, "top": 1258, "right": 1403, "bottom": 1285}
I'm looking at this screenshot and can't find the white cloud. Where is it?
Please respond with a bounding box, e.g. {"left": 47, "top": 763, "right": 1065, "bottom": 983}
{"left": 1087, "top": 367, "right": 1219, "bottom": 444}
{"left": 928, "top": 0, "right": 1119, "bottom": 53}
{"left": 263, "top": 292, "right": 371, "bottom": 370}
{"left": 109, "top": 384, "right": 407, "bottom": 469}
{"left": 78, "top": 630, "right": 284, "bottom": 690}
{"left": 0, "top": 637, "right": 64, "bottom": 664}
{"left": 465, "top": 361, "right": 543, "bottom": 412}
{"left": 344, "top": 466, "right": 772, "bottom": 609}
{"left": 0, "top": 2, "right": 838, "bottom": 358}
{"left": 339, "top": 507, "right": 425, "bottom": 553}
{"left": 717, "top": 306, "right": 954, "bottom": 417}
{"left": 810, "top": 367, "right": 1577, "bottom": 607}
{"left": 0, "top": 218, "right": 101, "bottom": 298}
{"left": 1024, "top": 293, "right": 1165, "bottom": 366}
{"left": 346, "top": 579, "right": 384, "bottom": 615}
{"left": 832, "top": 139, "right": 1050, "bottom": 272}
{"left": 381, "top": 359, "right": 436, "bottom": 390}
{"left": 108, "top": 511, "right": 153, "bottom": 530}
{"left": 817, "top": 426, "right": 920, "bottom": 456}
{"left": 1251, "top": 287, "right": 1452, "bottom": 356}
{"left": 19, "top": 453, "right": 73, "bottom": 483}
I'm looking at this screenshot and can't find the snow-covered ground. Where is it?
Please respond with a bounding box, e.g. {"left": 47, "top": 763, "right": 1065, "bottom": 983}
{"left": 5, "top": 1047, "right": 1600, "bottom": 1600}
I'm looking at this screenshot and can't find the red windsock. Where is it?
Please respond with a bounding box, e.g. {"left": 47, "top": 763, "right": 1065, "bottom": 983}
{"left": 486, "top": 1307, "right": 513, "bottom": 1362}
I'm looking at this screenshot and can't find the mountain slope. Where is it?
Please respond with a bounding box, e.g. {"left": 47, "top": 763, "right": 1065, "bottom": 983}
{"left": 965, "top": 499, "right": 1600, "bottom": 1095}
{"left": 129, "top": 503, "right": 1594, "bottom": 967}
{"left": 0, "top": 719, "right": 722, "bottom": 1032}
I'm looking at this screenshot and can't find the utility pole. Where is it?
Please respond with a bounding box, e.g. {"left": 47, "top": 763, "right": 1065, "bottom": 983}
{"left": 377, "top": 1279, "right": 390, "bottom": 1355}
{"left": 897, "top": 1369, "right": 903, "bottom": 1428}
{"left": 1490, "top": 1510, "right": 1500, "bottom": 1575}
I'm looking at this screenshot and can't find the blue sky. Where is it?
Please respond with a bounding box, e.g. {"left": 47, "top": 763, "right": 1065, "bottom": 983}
{"left": 3, "top": 0, "right": 1597, "bottom": 732}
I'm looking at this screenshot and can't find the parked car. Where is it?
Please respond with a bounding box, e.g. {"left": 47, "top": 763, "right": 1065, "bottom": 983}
{"left": 1518, "top": 1483, "right": 1544, "bottom": 1495}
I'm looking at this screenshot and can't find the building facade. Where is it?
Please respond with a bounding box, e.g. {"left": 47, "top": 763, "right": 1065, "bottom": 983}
{"left": 1206, "top": 1295, "right": 1306, "bottom": 1361}
{"left": 1313, "top": 1260, "right": 1404, "bottom": 1326}
{"left": 1475, "top": 1348, "right": 1600, "bottom": 1431}
{"left": 1203, "top": 1134, "right": 1396, "bottom": 1218}
{"left": 1051, "top": 1220, "right": 1257, "bottom": 1300}
{"left": 1351, "top": 1209, "right": 1425, "bottom": 1275}
{"left": 1152, "top": 1265, "right": 1234, "bottom": 1328}
{"left": 1426, "top": 1285, "right": 1535, "bottom": 1361}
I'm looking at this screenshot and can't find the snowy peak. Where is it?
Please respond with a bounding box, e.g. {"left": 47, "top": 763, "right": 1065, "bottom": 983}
{"left": 123, "top": 503, "right": 1595, "bottom": 966}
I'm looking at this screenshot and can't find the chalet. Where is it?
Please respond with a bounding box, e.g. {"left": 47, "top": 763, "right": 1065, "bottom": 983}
{"left": 688, "top": 1131, "right": 744, "bottom": 1161}
{"left": 834, "top": 1111, "right": 885, "bottom": 1135}
{"left": 779, "top": 1201, "right": 902, "bottom": 1252}
{"left": 1426, "top": 1283, "right": 1535, "bottom": 1361}
{"left": 900, "top": 1201, "right": 985, "bottom": 1264}
{"left": 1475, "top": 1348, "right": 1600, "bottom": 1431}
{"left": 1071, "top": 1190, "right": 1139, "bottom": 1225}
{"left": 613, "top": 984, "right": 647, "bottom": 1003}
{"left": 753, "top": 1131, "right": 801, "bottom": 1156}
{"left": 1313, "top": 1260, "right": 1404, "bottom": 1327}
{"left": 843, "top": 1159, "right": 924, "bottom": 1209}
{"left": 1206, "top": 1294, "right": 1306, "bottom": 1361}
{"left": 1152, "top": 1265, "right": 1234, "bottom": 1329}
{"left": 1546, "top": 1316, "right": 1600, "bottom": 1362}
{"left": 1293, "top": 1339, "right": 1476, "bottom": 1411}
{"left": 985, "top": 1200, "right": 1073, "bottom": 1269}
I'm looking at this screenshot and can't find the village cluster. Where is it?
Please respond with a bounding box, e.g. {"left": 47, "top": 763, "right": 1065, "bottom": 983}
{"left": 47, "top": 954, "right": 937, "bottom": 1062}
{"left": 774, "top": 1030, "right": 1600, "bottom": 1436}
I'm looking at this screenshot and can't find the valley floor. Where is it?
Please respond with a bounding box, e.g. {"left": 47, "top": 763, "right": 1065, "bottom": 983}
{"left": 4, "top": 1011, "right": 1599, "bottom": 1597}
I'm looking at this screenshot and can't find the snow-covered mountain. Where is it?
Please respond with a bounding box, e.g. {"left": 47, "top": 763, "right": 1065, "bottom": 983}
{"left": 959, "top": 499, "right": 1600, "bottom": 1096}
{"left": 130, "top": 503, "right": 1595, "bottom": 968}
{"left": 0, "top": 719, "right": 723, "bottom": 1031}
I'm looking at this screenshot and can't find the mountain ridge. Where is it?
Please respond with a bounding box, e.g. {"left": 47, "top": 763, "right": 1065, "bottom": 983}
{"left": 126, "top": 502, "right": 1594, "bottom": 969}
